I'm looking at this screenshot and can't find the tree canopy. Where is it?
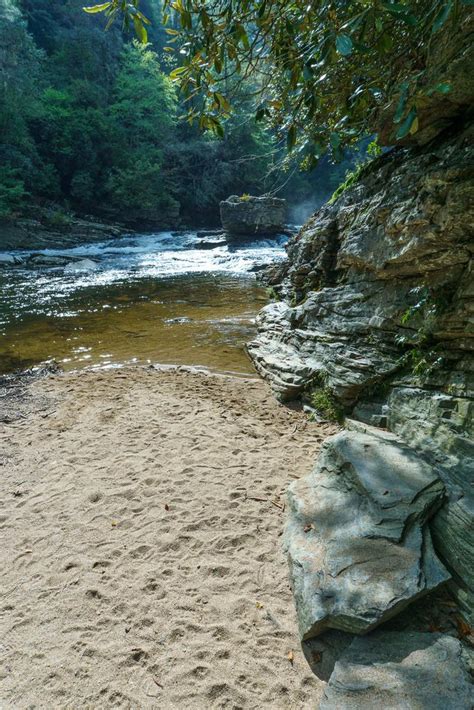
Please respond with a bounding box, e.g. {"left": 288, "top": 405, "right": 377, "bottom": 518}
{"left": 1, "top": 0, "right": 362, "bottom": 224}
{"left": 87, "top": 0, "right": 470, "bottom": 164}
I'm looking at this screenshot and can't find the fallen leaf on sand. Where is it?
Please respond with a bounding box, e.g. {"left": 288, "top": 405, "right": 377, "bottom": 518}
{"left": 256, "top": 601, "right": 264, "bottom": 609}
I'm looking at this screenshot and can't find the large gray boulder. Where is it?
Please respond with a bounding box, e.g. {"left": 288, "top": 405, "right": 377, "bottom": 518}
{"left": 285, "top": 426, "right": 449, "bottom": 639}
{"left": 320, "top": 631, "right": 473, "bottom": 710}
{"left": 220, "top": 195, "right": 286, "bottom": 237}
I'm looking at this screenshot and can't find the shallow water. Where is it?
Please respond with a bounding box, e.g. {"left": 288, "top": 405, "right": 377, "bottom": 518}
{"left": 0, "top": 230, "right": 287, "bottom": 375}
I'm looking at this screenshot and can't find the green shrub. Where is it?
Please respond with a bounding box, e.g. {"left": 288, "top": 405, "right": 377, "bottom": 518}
{"left": 309, "top": 388, "right": 344, "bottom": 423}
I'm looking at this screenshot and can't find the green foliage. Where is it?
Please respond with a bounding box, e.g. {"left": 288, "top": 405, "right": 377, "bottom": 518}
{"left": 328, "top": 163, "right": 365, "bottom": 204}
{"left": 0, "top": 0, "right": 377, "bottom": 226}
{"left": 43, "top": 208, "right": 72, "bottom": 227}
{"left": 309, "top": 387, "right": 344, "bottom": 423}
{"left": 329, "top": 139, "right": 382, "bottom": 203}
{"left": 395, "top": 286, "right": 450, "bottom": 377}
{"left": 0, "top": 168, "right": 27, "bottom": 218}
{"left": 266, "top": 286, "right": 280, "bottom": 302}
{"left": 90, "top": 0, "right": 467, "bottom": 162}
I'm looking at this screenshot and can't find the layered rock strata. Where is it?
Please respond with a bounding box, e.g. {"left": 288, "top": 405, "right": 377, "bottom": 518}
{"left": 248, "top": 123, "right": 474, "bottom": 623}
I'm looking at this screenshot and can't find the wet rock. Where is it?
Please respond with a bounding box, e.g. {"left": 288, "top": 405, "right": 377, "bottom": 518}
{"left": 285, "top": 426, "right": 449, "bottom": 639}
{"left": 196, "top": 229, "right": 225, "bottom": 239}
{"left": 28, "top": 254, "right": 73, "bottom": 266}
{"left": 64, "top": 258, "right": 99, "bottom": 272}
{"left": 247, "top": 263, "right": 270, "bottom": 273}
{"left": 320, "top": 631, "right": 474, "bottom": 710}
{"left": 194, "top": 237, "right": 227, "bottom": 250}
{"left": 220, "top": 195, "right": 286, "bottom": 237}
{"left": 0, "top": 254, "right": 23, "bottom": 266}
{"left": 0, "top": 214, "right": 124, "bottom": 251}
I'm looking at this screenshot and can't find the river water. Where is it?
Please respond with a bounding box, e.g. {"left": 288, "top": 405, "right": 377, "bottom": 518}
{"left": 0, "top": 230, "right": 287, "bottom": 375}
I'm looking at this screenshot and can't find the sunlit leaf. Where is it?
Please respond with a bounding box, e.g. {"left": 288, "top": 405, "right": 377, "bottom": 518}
{"left": 336, "top": 34, "right": 353, "bottom": 56}
{"left": 287, "top": 125, "right": 297, "bottom": 151}
{"left": 432, "top": 1, "right": 453, "bottom": 32}
{"left": 394, "top": 82, "right": 409, "bottom": 123}
{"left": 396, "top": 107, "right": 417, "bottom": 139}
{"left": 133, "top": 16, "right": 147, "bottom": 43}
{"left": 83, "top": 2, "right": 112, "bottom": 13}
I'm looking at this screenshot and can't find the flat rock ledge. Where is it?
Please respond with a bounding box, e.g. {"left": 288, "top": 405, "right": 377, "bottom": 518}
{"left": 320, "top": 631, "right": 473, "bottom": 710}
{"left": 285, "top": 425, "right": 449, "bottom": 640}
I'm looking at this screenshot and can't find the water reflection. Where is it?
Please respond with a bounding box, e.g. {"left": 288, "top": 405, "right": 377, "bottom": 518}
{"left": 0, "top": 231, "right": 286, "bottom": 374}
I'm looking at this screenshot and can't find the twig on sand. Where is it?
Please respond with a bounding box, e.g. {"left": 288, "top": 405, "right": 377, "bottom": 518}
{"left": 270, "top": 499, "right": 284, "bottom": 511}
{"left": 244, "top": 492, "right": 285, "bottom": 510}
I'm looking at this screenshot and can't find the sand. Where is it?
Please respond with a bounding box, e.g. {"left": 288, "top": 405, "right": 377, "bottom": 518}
{"left": 0, "top": 366, "right": 335, "bottom": 709}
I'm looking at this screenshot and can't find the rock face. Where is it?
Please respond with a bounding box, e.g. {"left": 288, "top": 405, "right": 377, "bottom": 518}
{"left": 285, "top": 425, "right": 449, "bottom": 639}
{"left": 320, "top": 631, "right": 474, "bottom": 710}
{"left": 220, "top": 195, "right": 286, "bottom": 237}
{"left": 248, "top": 123, "right": 474, "bottom": 622}
{"left": 248, "top": 125, "right": 473, "bottom": 407}
{"left": 247, "top": 18, "right": 473, "bottom": 704}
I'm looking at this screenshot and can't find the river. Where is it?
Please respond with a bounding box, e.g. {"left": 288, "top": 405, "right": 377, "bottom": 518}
{"left": 0, "top": 230, "right": 287, "bottom": 375}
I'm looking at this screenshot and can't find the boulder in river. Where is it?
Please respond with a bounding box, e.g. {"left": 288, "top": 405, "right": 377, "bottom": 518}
{"left": 220, "top": 195, "right": 286, "bottom": 237}
{"left": 320, "top": 631, "right": 473, "bottom": 710}
{"left": 28, "top": 254, "right": 73, "bottom": 267}
{"left": 285, "top": 424, "right": 449, "bottom": 639}
{"left": 64, "top": 258, "right": 99, "bottom": 273}
{"left": 194, "top": 237, "right": 227, "bottom": 250}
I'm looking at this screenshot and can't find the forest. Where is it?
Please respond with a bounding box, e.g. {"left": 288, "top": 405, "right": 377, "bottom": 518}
{"left": 0, "top": 0, "right": 361, "bottom": 227}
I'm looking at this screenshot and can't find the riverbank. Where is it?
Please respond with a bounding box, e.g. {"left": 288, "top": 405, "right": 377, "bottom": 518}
{"left": 0, "top": 365, "right": 336, "bottom": 708}
{"left": 0, "top": 212, "right": 126, "bottom": 252}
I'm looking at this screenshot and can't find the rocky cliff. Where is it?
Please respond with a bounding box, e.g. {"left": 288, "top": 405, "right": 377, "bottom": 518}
{"left": 247, "top": 117, "right": 473, "bottom": 699}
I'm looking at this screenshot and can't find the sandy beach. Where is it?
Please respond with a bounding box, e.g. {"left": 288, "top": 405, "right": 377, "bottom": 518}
{"left": 1, "top": 366, "right": 335, "bottom": 709}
